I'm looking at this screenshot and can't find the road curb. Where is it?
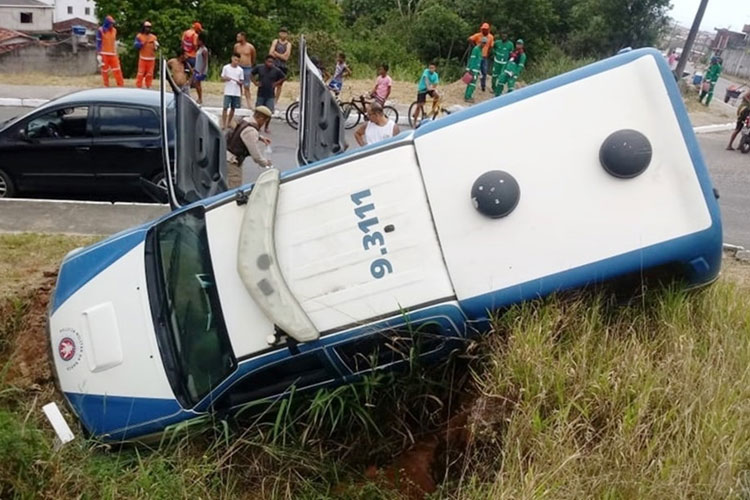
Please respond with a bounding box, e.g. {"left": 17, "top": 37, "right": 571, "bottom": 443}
{"left": 693, "top": 123, "right": 735, "bottom": 134}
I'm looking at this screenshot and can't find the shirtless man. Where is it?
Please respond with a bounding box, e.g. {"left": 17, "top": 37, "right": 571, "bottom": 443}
{"left": 269, "top": 27, "right": 291, "bottom": 101}
{"left": 234, "top": 32, "right": 257, "bottom": 108}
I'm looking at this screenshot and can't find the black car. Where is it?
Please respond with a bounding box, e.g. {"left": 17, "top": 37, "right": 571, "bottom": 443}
{"left": 0, "top": 88, "right": 175, "bottom": 200}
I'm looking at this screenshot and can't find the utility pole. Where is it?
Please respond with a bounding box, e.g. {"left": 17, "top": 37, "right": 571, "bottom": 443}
{"left": 674, "top": 0, "right": 709, "bottom": 79}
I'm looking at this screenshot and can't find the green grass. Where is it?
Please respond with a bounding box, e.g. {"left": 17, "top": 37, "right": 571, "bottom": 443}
{"left": 2, "top": 233, "right": 750, "bottom": 498}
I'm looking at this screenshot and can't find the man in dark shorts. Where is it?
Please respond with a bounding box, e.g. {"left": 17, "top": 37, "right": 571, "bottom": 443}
{"left": 252, "top": 55, "right": 286, "bottom": 131}
{"left": 412, "top": 62, "right": 440, "bottom": 127}
{"left": 727, "top": 90, "right": 750, "bottom": 151}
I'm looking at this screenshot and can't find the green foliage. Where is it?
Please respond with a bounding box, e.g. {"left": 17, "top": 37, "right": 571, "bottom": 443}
{"left": 523, "top": 46, "right": 595, "bottom": 84}
{"left": 567, "top": 0, "right": 672, "bottom": 57}
{"left": 411, "top": 2, "right": 470, "bottom": 62}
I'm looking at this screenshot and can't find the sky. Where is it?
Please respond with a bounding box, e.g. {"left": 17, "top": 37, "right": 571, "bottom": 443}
{"left": 670, "top": 0, "right": 750, "bottom": 32}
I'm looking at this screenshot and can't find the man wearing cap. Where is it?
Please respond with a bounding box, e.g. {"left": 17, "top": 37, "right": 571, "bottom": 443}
{"left": 134, "top": 21, "right": 159, "bottom": 89}
{"left": 496, "top": 39, "right": 526, "bottom": 95}
{"left": 491, "top": 31, "right": 514, "bottom": 94}
{"left": 182, "top": 22, "right": 202, "bottom": 70}
{"left": 96, "top": 15, "right": 123, "bottom": 87}
{"left": 225, "top": 106, "right": 274, "bottom": 189}
{"left": 699, "top": 56, "right": 722, "bottom": 106}
{"left": 464, "top": 38, "right": 485, "bottom": 102}
{"left": 468, "top": 22, "right": 494, "bottom": 92}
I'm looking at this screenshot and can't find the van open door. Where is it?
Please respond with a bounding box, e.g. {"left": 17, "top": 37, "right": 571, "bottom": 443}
{"left": 296, "top": 37, "right": 347, "bottom": 165}
{"left": 159, "top": 58, "right": 227, "bottom": 209}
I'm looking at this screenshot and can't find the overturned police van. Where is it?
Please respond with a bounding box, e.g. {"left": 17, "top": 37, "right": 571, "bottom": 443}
{"left": 47, "top": 42, "right": 722, "bottom": 441}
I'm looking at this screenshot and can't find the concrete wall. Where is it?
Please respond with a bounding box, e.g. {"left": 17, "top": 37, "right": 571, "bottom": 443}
{"left": 0, "top": 43, "right": 97, "bottom": 75}
{"left": 0, "top": 6, "right": 53, "bottom": 32}
{"left": 721, "top": 47, "right": 750, "bottom": 80}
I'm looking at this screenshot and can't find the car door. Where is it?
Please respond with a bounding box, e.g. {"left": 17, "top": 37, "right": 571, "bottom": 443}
{"left": 91, "top": 104, "right": 162, "bottom": 195}
{"left": 4, "top": 105, "right": 93, "bottom": 194}
{"left": 158, "top": 59, "right": 226, "bottom": 209}
{"left": 296, "top": 36, "right": 346, "bottom": 165}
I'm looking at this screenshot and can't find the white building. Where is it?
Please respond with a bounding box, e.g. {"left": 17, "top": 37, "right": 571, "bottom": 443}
{"left": 0, "top": 0, "right": 54, "bottom": 33}
{"left": 38, "top": 0, "right": 96, "bottom": 24}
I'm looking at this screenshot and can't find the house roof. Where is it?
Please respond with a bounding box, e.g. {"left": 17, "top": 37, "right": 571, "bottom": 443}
{"left": 0, "top": 0, "right": 53, "bottom": 7}
{"left": 53, "top": 17, "right": 98, "bottom": 32}
{"left": 0, "top": 27, "right": 37, "bottom": 54}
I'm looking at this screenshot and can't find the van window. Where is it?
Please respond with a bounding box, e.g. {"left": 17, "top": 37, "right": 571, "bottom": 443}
{"left": 98, "top": 106, "right": 159, "bottom": 136}
{"left": 211, "top": 352, "right": 332, "bottom": 410}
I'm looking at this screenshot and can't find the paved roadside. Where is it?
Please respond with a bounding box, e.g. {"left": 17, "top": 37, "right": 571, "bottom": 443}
{"left": 0, "top": 199, "right": 168, "bottom": 235}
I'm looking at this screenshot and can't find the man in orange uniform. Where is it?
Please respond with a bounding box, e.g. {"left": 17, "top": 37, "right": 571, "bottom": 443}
{"left": 96, "top": 15, "right": 123, "bottom": 87}
{"left": 134, "top": 21, "right": 159, "bottom": 89}
{"left": 181, "top": 22, "right": 202, "bottom": 70}
{"left": 468, "top": 22, "right": 494, "bottom": 92}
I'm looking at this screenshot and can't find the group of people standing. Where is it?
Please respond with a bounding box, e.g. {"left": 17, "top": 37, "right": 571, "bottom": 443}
{"left": 464, "top": 23, "right": 527, "bottom": 101}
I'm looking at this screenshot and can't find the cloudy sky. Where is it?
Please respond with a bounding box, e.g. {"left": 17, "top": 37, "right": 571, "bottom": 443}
{"left": 670, "top": 0, "right": 750, "bottom": 31}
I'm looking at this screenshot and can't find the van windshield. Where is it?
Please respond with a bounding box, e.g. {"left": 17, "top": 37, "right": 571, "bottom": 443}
{"left": 149, "top": 207, "right": 235, "bottom": 407}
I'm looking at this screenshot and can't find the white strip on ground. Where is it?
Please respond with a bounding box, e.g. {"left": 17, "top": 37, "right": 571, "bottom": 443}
{"left": 42, "top": 402, "right": 75, "bottom": 445}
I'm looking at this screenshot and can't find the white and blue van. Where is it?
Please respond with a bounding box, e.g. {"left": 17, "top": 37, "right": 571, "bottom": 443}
{"left": 48, "top": 45, "right": 722, "bottom": 441}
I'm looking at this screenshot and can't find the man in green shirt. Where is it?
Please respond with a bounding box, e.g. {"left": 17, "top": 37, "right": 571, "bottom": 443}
{"left": 496, "top": 39, "right": 527, "bottom": 96}
{"left": 491, "top": 31, "right": 514, "bottom": 95}
{"left": 464, "top": 38, "right": 485, "bottom": 102}
{"left": 699, "top": 56, "right": 722, "bottom": 106}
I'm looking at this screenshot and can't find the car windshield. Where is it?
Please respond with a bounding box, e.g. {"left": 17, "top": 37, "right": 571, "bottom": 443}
{"left": 151, "top": 208, "right": 235, "bottom": 406}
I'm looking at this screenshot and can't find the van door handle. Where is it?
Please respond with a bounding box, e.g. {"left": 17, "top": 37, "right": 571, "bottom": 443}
{"left": 75, "top": 146, "right": 90, "bottom": 152}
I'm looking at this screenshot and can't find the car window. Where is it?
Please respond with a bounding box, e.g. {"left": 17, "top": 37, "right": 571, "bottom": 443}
{"left": 98, "top": 106, "right": 159, "bottom": 137}
{"left": 211, "top": 352, "right": 333, "bottom": 411}
{"left": 26, "top": 106, "right": 89, "bottom": 139}
{"left": 153, "top": 209, "right": 236, "bottom": 406}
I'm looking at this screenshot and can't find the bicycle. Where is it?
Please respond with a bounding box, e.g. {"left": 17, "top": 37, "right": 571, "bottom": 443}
{"left": 408, "top": 95, "right": 453, "bottom": 129}
{"left": 285, "top": 96, "right": 399, "bottom": 131}
{"left": 341, "top": 96, "right": 399, "bottom": 130}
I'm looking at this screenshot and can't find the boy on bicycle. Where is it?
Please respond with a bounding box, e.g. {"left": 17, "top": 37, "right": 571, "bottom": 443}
{"left": 359, "top": 64, "right": 392, "bottom": 113}
{"left": 412, "top": 62, "right": 440, "bottom": 127}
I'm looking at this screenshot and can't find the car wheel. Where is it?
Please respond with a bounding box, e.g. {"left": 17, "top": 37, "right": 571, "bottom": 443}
{"left": 0, "top": 169, "right": 15, "bottom": 198}
{"left": 151, "top": 172, "right": 167, "bottom": 190}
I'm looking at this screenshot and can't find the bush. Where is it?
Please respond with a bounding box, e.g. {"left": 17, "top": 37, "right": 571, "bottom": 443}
{"left": 522, "top": 46, "right": 595, "bottom": 85}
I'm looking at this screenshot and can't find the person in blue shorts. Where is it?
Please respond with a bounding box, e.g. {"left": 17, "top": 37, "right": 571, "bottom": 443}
{"left": 252, "top": 55, "right": 286, "bottom": 131}
{"left": 221, "top": 53, "right": 244, "bottom": 129}
{"left": 327, "top": 52, "right": 351, "bottom": 96}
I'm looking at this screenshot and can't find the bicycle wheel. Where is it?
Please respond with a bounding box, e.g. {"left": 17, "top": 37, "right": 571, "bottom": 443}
{"left": 383, "top": 105, "right": 399, "bottom": 126}
{"left": 285, "top": 101, "right": 300, "bottom": 130}
{"left": 408, "top": 101, "right": 421, "bottom": 128}
{"left": 341, "top": 102, "right": 361, "bottom": 130}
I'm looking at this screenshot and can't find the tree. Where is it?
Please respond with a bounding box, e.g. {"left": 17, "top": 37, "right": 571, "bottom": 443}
{"left": 568, "top": 0, "right": 671, "bottom": 57}
{"left": 411, "top": 3, "right": 469, "bottom": 62}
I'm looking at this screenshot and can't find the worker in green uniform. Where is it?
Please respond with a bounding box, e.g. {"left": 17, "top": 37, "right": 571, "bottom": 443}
{"left": 496, "top": 39, "right": 526, "bottom": 95}
{"left": 464, "top": 38, "right": 485, "bottom": 102}
{"left": 699, "top": 56, "right": 722, "bottom": 106}
{"left": 491, "top": 31, "right": 514, "bottom": 95}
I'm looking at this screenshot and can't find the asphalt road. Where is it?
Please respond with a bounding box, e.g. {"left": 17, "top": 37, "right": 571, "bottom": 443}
{"left": 0, "top": 106, "right": 748, "bottom": 247}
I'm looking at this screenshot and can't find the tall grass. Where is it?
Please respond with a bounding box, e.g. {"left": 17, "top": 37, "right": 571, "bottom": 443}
{"left": 1, "top": 232, "right": 750, "bottom": 498}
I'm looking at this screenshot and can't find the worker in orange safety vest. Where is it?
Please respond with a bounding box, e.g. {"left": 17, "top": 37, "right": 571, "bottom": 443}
{"left": 96, "top": 15, "right": 124, "bottom": 87}
{"left": 134, "top": 21, "right": 159, "bottom": 88}
{"left": 181, "top": 22, "right": 202, "bottom": 70}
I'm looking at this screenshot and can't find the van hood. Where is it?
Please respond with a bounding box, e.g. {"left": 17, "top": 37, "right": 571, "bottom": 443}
{"left": 49, "top": 238, "right": 182, "bottom": 438}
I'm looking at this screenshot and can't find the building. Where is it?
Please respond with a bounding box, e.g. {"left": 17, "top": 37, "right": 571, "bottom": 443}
{"left": 38, "top": 0, "right": 96, "bottom": 24}
{"left": 712, "top": 27, "right": 750, "bottom": 53}
{"left": 0, "top": 0, "right": 54, "bottom": 32}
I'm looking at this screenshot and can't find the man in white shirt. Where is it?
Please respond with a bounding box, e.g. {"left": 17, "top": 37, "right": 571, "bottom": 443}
{"left": 221, "top": 53, "right": 244, "bottom": 129}
{"left": 225, "top": 106, "right": 274, "bottom": 189}
{"left": 354, "top": 102, "right": 400, "bottom": 146}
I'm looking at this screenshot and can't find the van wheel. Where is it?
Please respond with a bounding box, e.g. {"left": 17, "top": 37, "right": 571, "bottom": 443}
{"left": 0, "top": 169, "right": 15, "bottom": 198}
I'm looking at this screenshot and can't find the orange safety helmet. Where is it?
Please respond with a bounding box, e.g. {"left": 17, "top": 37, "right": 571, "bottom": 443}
{"left": 480, "top": 22, "right": 490, "bottom": 30}
{"left": 192, "top": 22, "right": 203, "bottom": 32}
